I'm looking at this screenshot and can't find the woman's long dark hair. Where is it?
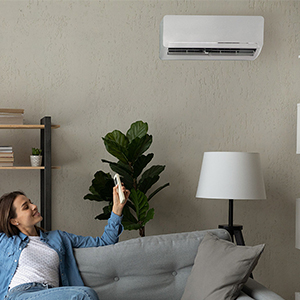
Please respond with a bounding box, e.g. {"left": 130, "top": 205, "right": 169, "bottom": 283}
{"left": 0, "top": 191, "right": 25, "bottom": 237}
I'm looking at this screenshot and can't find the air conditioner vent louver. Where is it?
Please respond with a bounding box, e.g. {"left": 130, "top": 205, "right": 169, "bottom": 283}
{"left": 168, "top": 48, "right": 256, "bottom": 56}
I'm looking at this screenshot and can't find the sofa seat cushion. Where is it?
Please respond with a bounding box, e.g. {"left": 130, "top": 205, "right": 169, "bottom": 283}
{"left": 181, "top": 232, "right": 265, "bottom": 300}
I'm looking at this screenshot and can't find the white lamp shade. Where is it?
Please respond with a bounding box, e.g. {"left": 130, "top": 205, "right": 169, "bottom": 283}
{"left": 297, "top": 104, "right": 300, "bottom": 154}
{"left": 296, "top": 199, "right": 300, "bottom": 249}
{"left": 196, "top": 152, "right": 266, "bottom": 200}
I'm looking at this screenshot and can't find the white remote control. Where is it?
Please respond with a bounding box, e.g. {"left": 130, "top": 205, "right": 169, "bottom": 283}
{"left": 113, "top": 174, "right": 126, "bottom": 204}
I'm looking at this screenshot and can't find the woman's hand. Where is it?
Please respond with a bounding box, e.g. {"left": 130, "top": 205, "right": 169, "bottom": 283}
{"left": 112, "top": 184, "right": 130, "bottom": 216}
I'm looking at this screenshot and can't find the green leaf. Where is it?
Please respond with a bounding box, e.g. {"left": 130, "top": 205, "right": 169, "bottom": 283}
{"left": 95, "top": 205, "right": 112, "bottom": 220}
{"left": 121, "top": 205, "right": 142, "bottom": 230}
{"left": 141, "top": 208, "right": 154, "bottom": 226}
{"left": 133, "top": 153, "right": 154, "bottom": 178}
{"left": 102, "top": 159, "right": 132, "bottom": 176}
{"left": 88, "top": 185, "right": 99, "bottom": 195}
{"left": 148, "top": 183, "right": 170, "bottom": 201}
{"left": 95, "top": 213, "right": 110, "bottom": 220}
{"left": 122, "top": 205, "right": 138, "bottom": 223}
{"left": 122, "top": 222, "right": 142, "bottom": 231}
{"left": 103, "top": 130, "right": 129, "bottom": 163}
{"left": 126, "top": 121, "right": 148, "bottom": 143}
{"left": 127, "top": 135, "right": 152, "bottom": 163}
{"left": 125, "top": 199, "right": 137, "bottom": 212}
{"left": 83, "top": 194, "right": 104, "bottom": 202}
{"left": 105, "top": 130, "right": 129, "bottom": 148}
{"left": 91, "top": 171, "right": 111, "bottom": 188}
{"left": 138, "top": 165, "right": 166, "bottom": 194}
{"left": 141, "top": 165, "right": 165, "bottom": 181}
{"left": 130, "top": 189, "right": 149, "bottom": 221}
{"left": 89, "top": 171, "right": 114, "bottom": 202}
{"left": 138, "top": 175, "right": 160, "bottom": 194}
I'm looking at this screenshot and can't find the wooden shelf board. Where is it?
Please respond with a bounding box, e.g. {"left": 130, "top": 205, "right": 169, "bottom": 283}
{"left": 0, "top": 124, "right": 60, "bottom": 129}
{"left": 0, "top": 166, "right": 61, "bottom": 170}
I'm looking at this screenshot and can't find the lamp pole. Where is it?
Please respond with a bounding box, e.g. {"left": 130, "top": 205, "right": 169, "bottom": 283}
{"left": 229, "top": 199, "right": 234, "bottom": 227}
{"left": 219, "top": 199, "right": 245, "bottom": 246}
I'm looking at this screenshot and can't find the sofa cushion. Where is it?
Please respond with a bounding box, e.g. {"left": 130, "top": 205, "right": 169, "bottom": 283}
{"left": 181, "top": 232, "right": 265, "bottom": 300}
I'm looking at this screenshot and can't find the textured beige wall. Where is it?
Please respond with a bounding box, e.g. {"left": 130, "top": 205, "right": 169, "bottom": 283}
{"left": 0, "top": 0, "right": 300, "bottom": 298}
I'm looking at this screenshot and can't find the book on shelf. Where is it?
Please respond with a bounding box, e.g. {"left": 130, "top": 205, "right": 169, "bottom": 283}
{"left": 0, "top": 146, "right": 13, "bottom": 152}
{"left": 0, "top": 152, "right": 14, "bottom": 158}
{"left": 0, "top": 108, "right": 24, "bottom": 125}
{"left": 0, "top": 157, "right": 14, "bottom": 162}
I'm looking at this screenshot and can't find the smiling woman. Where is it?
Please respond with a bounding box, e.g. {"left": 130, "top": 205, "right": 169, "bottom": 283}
{"left": 0, "top": 186, "right": 130, "bottom": 300}
{"left": 9, "top": 194, "right": 43, "bottom": 237}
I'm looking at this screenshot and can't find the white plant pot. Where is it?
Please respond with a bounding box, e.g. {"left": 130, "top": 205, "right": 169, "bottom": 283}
{"left": 30, "top": 155, "right": 42, "bottom": 167}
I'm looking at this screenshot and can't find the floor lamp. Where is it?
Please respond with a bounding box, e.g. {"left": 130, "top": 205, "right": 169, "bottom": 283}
{"left": 196, "top": 152, "right": 266, "bottom": 245}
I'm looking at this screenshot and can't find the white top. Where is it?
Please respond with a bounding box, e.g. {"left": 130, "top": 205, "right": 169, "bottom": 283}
{"left": 9, "top": 236, "right": 59, "bottom": 289}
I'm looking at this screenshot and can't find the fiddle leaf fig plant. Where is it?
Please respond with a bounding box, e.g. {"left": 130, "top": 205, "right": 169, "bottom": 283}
{"left": 84, "top": 121, "right": 169, "bottom": 237}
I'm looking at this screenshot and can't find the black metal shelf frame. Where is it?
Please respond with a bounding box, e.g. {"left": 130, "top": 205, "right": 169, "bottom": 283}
{"left": 40, "top": 116, "right": 52, "bottom": 231}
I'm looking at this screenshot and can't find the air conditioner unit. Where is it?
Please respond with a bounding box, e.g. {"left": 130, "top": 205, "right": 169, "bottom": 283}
{"left": 159, "top": 15, "right": 264, "bottom": 61}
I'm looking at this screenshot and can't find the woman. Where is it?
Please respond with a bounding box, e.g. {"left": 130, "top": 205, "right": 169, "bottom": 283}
{"left": 0, "top": 185, "right": 130, "bottom": 300}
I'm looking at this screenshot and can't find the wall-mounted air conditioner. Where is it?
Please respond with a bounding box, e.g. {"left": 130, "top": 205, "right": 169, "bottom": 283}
{"left": 159, "top": 15, "right": 264, "bottom": 61}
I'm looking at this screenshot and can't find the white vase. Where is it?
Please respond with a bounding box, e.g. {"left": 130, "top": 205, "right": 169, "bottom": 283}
{"left": 30, "top": 155, "right": 42, "bottom": 167}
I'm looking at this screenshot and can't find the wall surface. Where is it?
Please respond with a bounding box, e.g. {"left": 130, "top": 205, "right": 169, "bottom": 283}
{"left": 0, "top": 0, "right": 299, "bottom": 298}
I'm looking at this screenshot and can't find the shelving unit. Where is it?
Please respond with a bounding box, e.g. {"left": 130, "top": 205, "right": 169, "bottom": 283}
{"left": 0, "top": 116, "right": 60, "bottom": 231}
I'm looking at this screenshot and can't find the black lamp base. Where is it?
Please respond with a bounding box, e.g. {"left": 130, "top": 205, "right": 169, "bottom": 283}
{"left": 218, "top": 224, "right": 245, "bottom": 246}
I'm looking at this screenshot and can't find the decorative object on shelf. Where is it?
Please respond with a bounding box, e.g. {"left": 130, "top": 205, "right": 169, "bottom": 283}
{"left": 30, "top": 148, "right": 42, "bottom": 167}
{"left": 0, "top": 108, "right": 24, "bottom": 125}
{"left": 84, "top": 120, "right": 169, "bottom": 237}
{"left": 196, "top": 152, "right": 266, "bottom": 245}
{"left": 0, "top": 146, "right": 14, "bottom": 167}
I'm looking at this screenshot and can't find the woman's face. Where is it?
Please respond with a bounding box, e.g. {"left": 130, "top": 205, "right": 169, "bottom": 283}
{"left": 10, "top": 194, "right": 43, "bottom": 235}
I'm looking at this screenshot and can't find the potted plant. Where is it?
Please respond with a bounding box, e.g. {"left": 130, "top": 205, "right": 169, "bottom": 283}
{"left": 84, "top": 121, "right": 169, "bottom": 237}
{"left": 30, "top": 148, "right": 42, "bottom": 167}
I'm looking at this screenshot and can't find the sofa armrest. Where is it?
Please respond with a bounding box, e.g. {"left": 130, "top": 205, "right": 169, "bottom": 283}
{"left": 242, "top": 278, "right": 285, "bottom": 300}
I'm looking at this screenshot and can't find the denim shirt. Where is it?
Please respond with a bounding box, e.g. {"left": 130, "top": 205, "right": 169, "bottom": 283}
{"left": 0, "top": 212, "right": 123, "bottom": 300}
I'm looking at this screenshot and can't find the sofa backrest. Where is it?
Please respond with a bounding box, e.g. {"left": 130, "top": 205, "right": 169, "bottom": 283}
{"left": 74, "top": 229, "right": 230, "bottom": 300}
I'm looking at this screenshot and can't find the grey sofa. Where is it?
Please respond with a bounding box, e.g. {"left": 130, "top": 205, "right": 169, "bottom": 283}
{"left": 74, "top": 229, "right": 284, "bottom": 300}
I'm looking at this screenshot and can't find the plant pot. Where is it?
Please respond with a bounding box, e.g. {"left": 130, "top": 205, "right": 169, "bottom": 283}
{"left": 30, "top": 155, "right": 42, "bottom": 167}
